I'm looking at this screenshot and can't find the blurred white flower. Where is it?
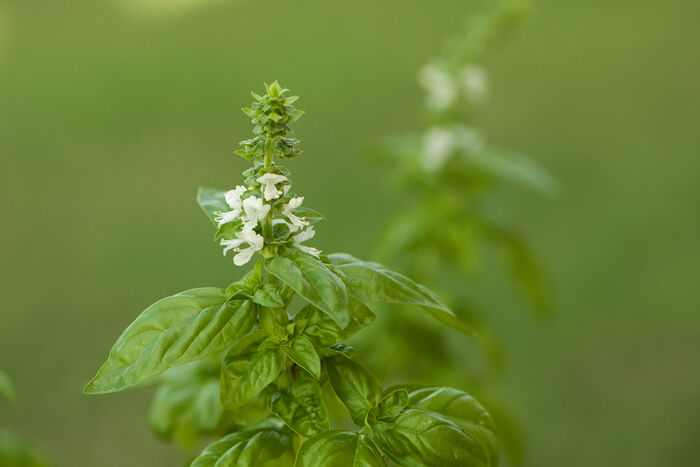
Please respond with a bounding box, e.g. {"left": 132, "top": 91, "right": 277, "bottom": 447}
{"left": 293, "top": 227, "right": 320, "bottom": 257}
{"left": 461, "top": 65, "right": 488, "bottom": 103}
{"left": 225, "top": 186, "right": 247, "bottom": 210}
{"left": 418, "top": 63, "right": 456, "bottom": 112}
{"left": 453, "top": 125, "right": 485, "bottom": 154}
{"left": 422, "top": 127, "right": 455, "bottom": 171}
{"left": 257, "top": 173, "right": 288, "bottom": 201}
{"left": 282, "top": 197, "right": 308, "bottom": 232}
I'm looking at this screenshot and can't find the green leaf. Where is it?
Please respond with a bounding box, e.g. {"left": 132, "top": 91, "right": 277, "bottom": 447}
{"left": 374, "top": 408, "right": 497, "bottom": 467}
{"left": 326, "top": 355, "right": 382, "bottom": 426}
{"left": 190, "top": 423, "right": 293, "bottom": 467}
{"left": 84, "top": 289, "right": 256, "bottom": 394}
{"left": 0, "top": 370, "right": 17, "bottom": 402}
{"left": 220, "top": 335, "right": 285, "bottom": 409}
{"left": 259, "top": 307, "right": 290, "bottom": 338}
{"left": 281, "top": 336, "right": 320, "bottom": 379}
{"left": 271, "top": 375, "right": 329, "bottom": 438}
{"left": 376, "top": 389, "right": 408, "bottom": 422}
{"left": 226, "top": 262, "right": 263, "bottom": 300}
{"left": 328, "top": 254, "right": 471, "bottom": 335}
{"left": 295, "top": 297, "right": 374, "bottom": 349}
{"left": 254, "top": 284, "right": 285, "bottom": 308}
{"left": 294, "top": 431, "right": 385, "bottom": 467}
{"left": 265, "top": 249, "right": 349, "bottom": 327}
{"left": 292, "top": 206, "right": 325, "bottom": 225}
{"left": 197, "top": 187, "right": 229, "bottom": 226}
{"left": 406, "top": 387, "right": 498, "bottom": 463}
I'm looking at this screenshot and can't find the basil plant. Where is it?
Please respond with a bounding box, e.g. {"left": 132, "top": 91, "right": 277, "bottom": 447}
{"left": 84, "top": 82, "right": 499, "bottom": 466}
{"left": 361, "top": 1, "right": 557, "bottom": 464}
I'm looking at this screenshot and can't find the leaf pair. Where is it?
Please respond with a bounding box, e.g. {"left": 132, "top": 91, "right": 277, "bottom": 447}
{"left": 295, "top": 383, "right": 499, "bottom": 467}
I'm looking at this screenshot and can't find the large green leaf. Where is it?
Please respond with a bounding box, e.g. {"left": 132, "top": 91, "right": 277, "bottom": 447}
{"left": 197, "top": 187, "right": 229, "bottom": 226}
{"left": 0, "top": 370, "right": 16, "bottom": 402}
{"left": 294, "top": 431, "right": 385, "bottom": 467}
{"left": 408, "top": 387, "right": 498, "bottom": 465}
{"left": 328, "top": 254, "right": 471, "bottom": 335}
{"left": 220, "top": 335, "right": 285, "bottom": 409}
{"left": 85, "top": 289, "right": 256, "bottom": 394}
{"left": 326, "top": 355, "right": 382, "bottom": 426}
{"left": 281, "top": 336, "right": 321, "bottom": 379}
{"left": 190, "top": 423, "right": 293, "bottom": 467}
{"left": 271, "top": 375, "right": 329, "bottom": 438}
{"left": 374, "top": 408, "right": 497, "bottom": 467}
{"left": 265, "top": 250, "right": 349, "bottom": 327}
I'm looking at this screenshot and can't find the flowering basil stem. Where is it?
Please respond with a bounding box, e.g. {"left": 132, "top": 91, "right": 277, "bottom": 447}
{"left": 363, "top": 1, "right": 556, "bottom": 465}
{"left": 83, "top": 81, "right": 500, "bottom": 466}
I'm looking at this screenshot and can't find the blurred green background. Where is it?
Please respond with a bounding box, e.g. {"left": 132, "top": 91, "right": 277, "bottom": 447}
{"left": 1, "top": 0, "right": 698, "bottom": 465}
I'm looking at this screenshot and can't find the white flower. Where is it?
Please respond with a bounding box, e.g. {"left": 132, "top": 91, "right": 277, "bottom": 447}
{"left": 214, "top": 186, "right": 247, "bottom": 227}
{"left": 293, "top": 226, "right": 320, "bottom": 258}
{"left": 461, "top": 65, "right": 488, "bottom": 103}
{"left": 215, "top": 209, "right": 240, "bottom": 227}
{"left": 241, "top": 196, "right": 270, "bottom": 231}
{"left": 221, "top": 229, "right": 264, "bottom": 266}
{"left": 257, "top": 173, "right": 288, "bottom": 201}
{"left": 282, "top": 197, "right": 308, "bottom": 232}
{"left": 225, "top": 186, "right": 247, "bottom": 210}
{"left": 422, "top": 126, "right": 455, "bottom": 171}
{"left": 418, "top": 63, "right": 456, "bottom": 112}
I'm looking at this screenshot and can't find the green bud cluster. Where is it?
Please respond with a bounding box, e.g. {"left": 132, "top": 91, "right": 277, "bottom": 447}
{"left": 236, "top": 81, "right": 304, "bottom": 162}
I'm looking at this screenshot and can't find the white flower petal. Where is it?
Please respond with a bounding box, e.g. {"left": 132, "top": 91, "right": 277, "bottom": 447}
{"left": 215, "top": 209, "right": 241, "bottom": 227}
{"left": 225, "top": 186, "right": 247, "bottom": 210}
{"left": 257, "top": 173, "right": 288, "bottom": 201}
{"left": 282, "top": 197, "right": 308, "bottom": 232}
{"left": 293, "top": 226, "right": 315, "bottom": 244}
{"left": 295, "top": 244, "right": 321, "bottom": 258}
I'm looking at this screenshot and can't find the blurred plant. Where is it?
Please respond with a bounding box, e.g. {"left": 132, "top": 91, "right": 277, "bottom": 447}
{"left": 361, "top": 0, "right": 556, "bottom": 464}
{"left": 84, "top": 82, "right": 501, "bottom": 466}
{"left": 0, "top": 370, "right": 50, "bottom": 467}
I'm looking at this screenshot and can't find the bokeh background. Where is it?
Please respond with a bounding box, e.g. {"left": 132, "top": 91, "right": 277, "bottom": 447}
{"left": 1, "top": 0, "right": 699, "bottom": 466}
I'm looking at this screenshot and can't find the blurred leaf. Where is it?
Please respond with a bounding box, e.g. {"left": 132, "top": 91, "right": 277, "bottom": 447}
{"left": 294, "top": 431, "right": 385, "bottom": 467}
{"left": 190, "top": 422, "right": 292, "bottom": 467}
{"left": 265, "top": 250, "right": 349, "bottom": 327}
{"left": 0, "top": 370, "right": 17, "bottom": 402}
{"left": 0, "top": 429, "right": 50, "bottom": 467}
{"left": 271, "top": 374, "right": 329, "bottom": 438}
{"left": 197, "top": 187, "right": 229, "bottom": 226}
{"left": 328, "top": 253, "right": 472, "bottom": 335}
{"left": 84, "top": 289, "right": 255, "bottom": 394}
{"left": 486, "top": 225, "right": 552, "bottom": 316}
{"left": 470, "top": 147, "right": 558, "bottom": 196}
